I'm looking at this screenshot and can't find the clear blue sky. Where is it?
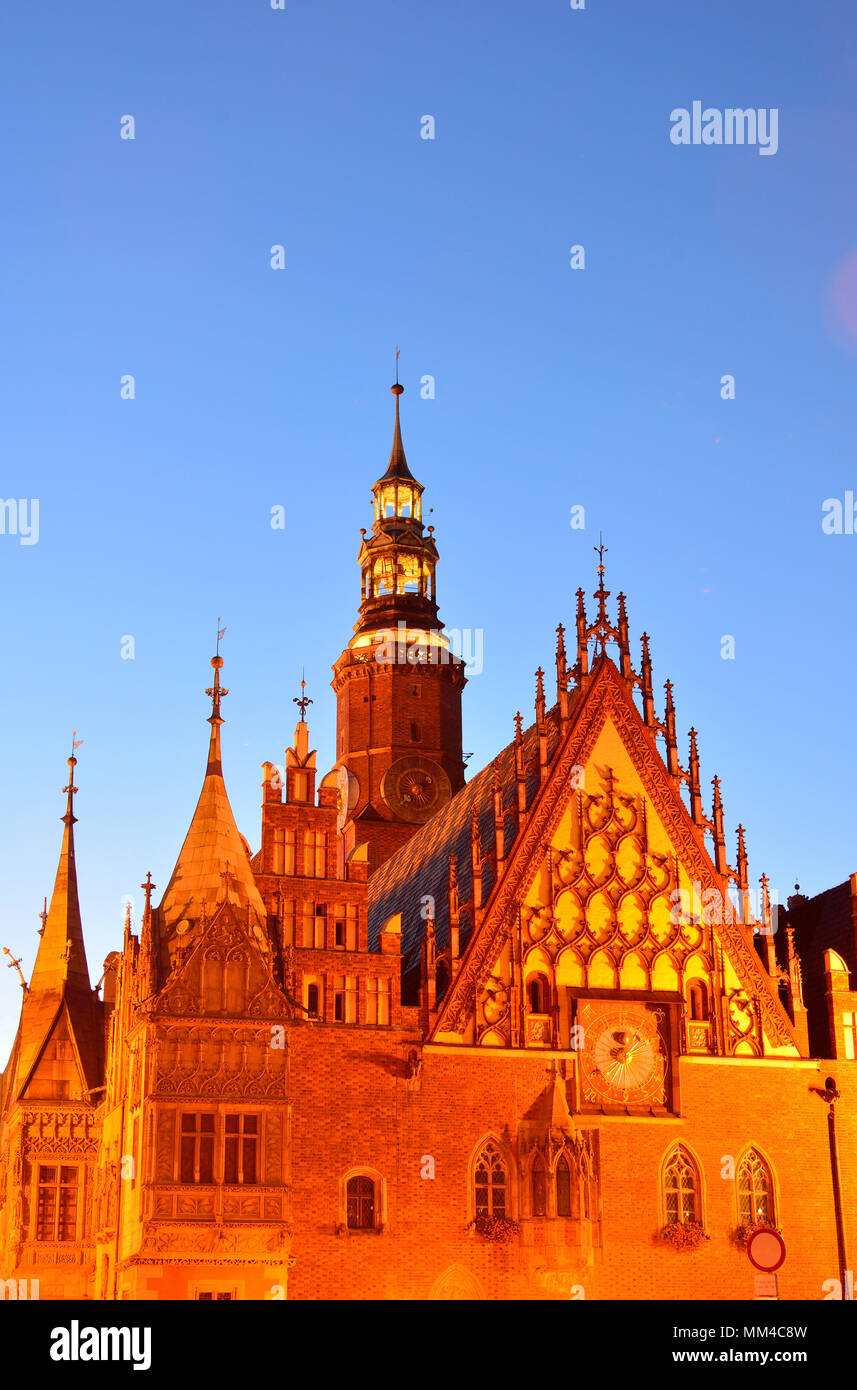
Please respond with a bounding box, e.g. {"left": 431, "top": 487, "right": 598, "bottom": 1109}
{"left": 2, "top": 0, "right": 856, "bottom": 1058}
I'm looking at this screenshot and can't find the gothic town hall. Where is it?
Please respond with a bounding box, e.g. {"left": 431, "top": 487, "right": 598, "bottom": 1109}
{"left": 1, "top": 385, "right": 855, "bottom": 1301}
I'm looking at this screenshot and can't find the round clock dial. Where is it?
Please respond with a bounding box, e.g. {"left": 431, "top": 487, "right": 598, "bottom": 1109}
{"left": 579, "top": 1006, "right": 666, "bottom": 1106}
{"left": 381, "top": 755, "right": 452, "bottom": 825}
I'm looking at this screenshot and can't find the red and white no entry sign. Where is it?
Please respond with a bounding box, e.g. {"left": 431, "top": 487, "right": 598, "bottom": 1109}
{"left": 747, "top": 1229, "right": 786, "bottom": 1273}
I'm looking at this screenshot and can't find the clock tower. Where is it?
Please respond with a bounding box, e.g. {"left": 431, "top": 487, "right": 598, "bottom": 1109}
{"left": 332, "top": 380, "right": 466, "bottom": 873}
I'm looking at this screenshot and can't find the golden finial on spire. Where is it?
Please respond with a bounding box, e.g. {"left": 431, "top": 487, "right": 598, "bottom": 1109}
{"left": 206, "top": 623, "right": 228, "bottom": 727}
{"left": 62, "top": 732, "right": 82, "bottom": 826}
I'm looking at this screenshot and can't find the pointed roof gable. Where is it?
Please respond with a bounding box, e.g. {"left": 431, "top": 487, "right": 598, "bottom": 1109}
{"left": 158, "top": 654, "right": 266, "bottom": 939}
{"left": 370, "top": 566, "right": 799, "bottom": 1053}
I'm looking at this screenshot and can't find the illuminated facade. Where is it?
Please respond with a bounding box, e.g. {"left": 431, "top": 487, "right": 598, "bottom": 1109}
{"left": 1, "top": 386, "right": 855, "bottom": 1301}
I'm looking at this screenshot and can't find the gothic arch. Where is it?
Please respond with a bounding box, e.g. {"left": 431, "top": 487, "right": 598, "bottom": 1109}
{"left": 659, "top": 1141, "right": 706, "bottom": 1227}
{"left": 734, "top": 1145, "right": 778, "bottom": 1227}
{"left": 428, "top": 1264, "right": 486, "bottom": 1300}
{"left": 468, "top": 1133, "right": 516, "bottom": 1221}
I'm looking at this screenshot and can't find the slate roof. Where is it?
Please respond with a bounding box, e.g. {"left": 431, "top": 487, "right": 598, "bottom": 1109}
{"left": 158, "top": 722, "right": 267, "bottom": 937}
{"left": 368, "top": 701, "right": 568, "bottom": 998}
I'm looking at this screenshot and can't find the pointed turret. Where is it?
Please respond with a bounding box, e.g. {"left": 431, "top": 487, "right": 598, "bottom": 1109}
{"left": 158, "top": 651, "right": 267, "bottom": 952}
{"left": 12, "top": 751, "right": 101, "bottom": 1102}
{"left": 29, "top": 755, "right": 90, "bottom": 995}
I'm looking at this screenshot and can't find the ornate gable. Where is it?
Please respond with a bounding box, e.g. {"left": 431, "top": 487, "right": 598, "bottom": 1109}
{"left": 154, "top": 902, "right": 288, "bottom": 1021}
{"left": 431, "top": 648, "right": 798, "bottom": 1061}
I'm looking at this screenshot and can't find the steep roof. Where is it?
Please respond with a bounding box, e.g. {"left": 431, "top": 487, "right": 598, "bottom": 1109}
{"left": 368, "top": 704, "right": 567, "bottom": 990}
{"left": 158, "top": 656, "right": 267, "bottom": 939}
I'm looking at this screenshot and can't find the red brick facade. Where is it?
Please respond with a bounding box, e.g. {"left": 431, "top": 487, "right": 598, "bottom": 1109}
{"left": 1, "top": 390, "right": 855, "bottom": 1302}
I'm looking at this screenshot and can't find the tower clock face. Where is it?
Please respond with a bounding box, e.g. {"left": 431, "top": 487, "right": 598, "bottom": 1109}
{"left": 577, "top": 1000, "right": 667, "bottom": 1107}
{"left": 381, "top": 755, "right": 452, "bottom": 824}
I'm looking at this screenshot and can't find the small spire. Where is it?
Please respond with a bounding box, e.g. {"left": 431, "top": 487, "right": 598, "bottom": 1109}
{"left": 28, "top": 747, "right": 91, "bottom": 997}
{"left": 640, "top": 634, "right": 655, "bottom": 727}
{"left": 575, "top": 588, "right": 589, "bottom": 679}
{"left": 555, "top": 624, "right": 570, "bottom": 722}
{"left": 711, "top": 776, "right": 727, "bottom": 875}
{"left": 688, "top": 728, "right": 703, "bottom": 825}
{"left": 535, "top": 667, "right": 546, "bottom": 725}
{"left": 514, "top": 711, "right": 527, "bottom": 815}
{"left": 664, "top": 681, "right": 679, "bottom": 777}
{"left": 38, "top": 896, "right": 48, "bottom": 937}
{"left": 736, "top": 825, "right": 749, "bottom": 891}
{"left": 617, "top": 593, "right": 632, "bottom": 680}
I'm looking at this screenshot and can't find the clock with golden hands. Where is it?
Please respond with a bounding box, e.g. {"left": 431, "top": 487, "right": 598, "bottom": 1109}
{"left": 381, "top": 755, "right": 452, "bottom": 824}
{"left": 578, "top": 1002, "right": 667, "bottom": 1106}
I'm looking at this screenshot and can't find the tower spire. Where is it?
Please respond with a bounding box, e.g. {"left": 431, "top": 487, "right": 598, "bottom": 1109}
{"left": 29, "top": 747, "right": 90, "bottom": 995}
{"left": 384, "top": 367, "right": 415, "bottom": 482}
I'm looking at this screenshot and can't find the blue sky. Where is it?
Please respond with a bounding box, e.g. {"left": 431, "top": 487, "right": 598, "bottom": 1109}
{"left": 1, "top": 0, "right": 856, "bottom": 1058}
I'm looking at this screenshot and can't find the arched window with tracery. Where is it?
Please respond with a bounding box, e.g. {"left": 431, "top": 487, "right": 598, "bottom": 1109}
{"left": 737, "top": 1149, "right": 774, "bottom": 1226}
{"left": 530, "top": 1154, "right": 547, "bottom": 1216}
{"left": 474, "top": 1141, "right": 508, "bottom": 1220}
{"left": 663, "top": 1146, "right": 701, "bottom": 1224}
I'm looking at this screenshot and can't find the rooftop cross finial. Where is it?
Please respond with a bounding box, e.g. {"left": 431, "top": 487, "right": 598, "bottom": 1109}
{"left": 2, "top": 947, "right": 27, "bottom": 993}
{"left": 594, "top": 532, "right": 608, "bottom": 579}
{"left": 395, "top": 345, "right": 400, "bottom": 386}
{"left": 293, "top": 670, "right": 313, "bottom": 723}
{"left": 206, "top": 643, "right": 228, "bottom": 727}
{"left": 592, "top": 533, "right": 611, "bottom": 646}
{"left": 141, "top": 872, "right": 156, "bottom": 912}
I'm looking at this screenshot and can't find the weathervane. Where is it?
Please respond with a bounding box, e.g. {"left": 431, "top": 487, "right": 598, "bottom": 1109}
{"left": 293, "top": 670, "right": 313, "bottom": 723}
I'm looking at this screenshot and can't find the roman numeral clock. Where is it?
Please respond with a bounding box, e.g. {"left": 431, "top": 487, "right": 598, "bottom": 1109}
{"left": 575, "top": 999, "right": 674, "bottom": 1114}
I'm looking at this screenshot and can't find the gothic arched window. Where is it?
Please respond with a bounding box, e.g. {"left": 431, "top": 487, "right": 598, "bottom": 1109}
{"left": 555, "top": 1154, "right": 572, "bottom": 1217}
{"left": 663, "top": 1146, "right": 701, "bottom": 1224}
{"left": 527, "top": 974, "right": 549, "bottom": 1013}
{"left": 688, "top": 980, "right": 708, "bottom": 1021}
{"left": 737, "top": 1149, "right": 774, "bottom": 1226}
{"left": 474, "top": 1142, "right": 507, "bottom": 1220}
{"left": 530, "top": 1154, "right": 547, "bottom": 1216}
